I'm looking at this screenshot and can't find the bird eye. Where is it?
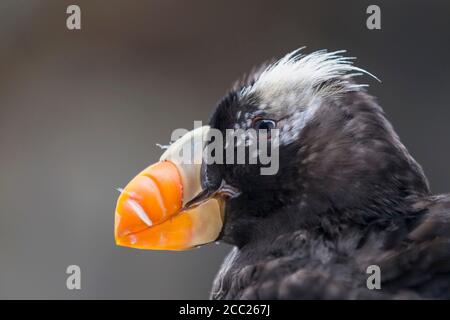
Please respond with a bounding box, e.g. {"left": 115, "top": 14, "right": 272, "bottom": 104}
{"left": 252, "top": 118, "right": 277, "bottom": 131}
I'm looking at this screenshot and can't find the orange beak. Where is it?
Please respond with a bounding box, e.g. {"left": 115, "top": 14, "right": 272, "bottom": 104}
{"left": 114, "top": 126, "right": 224, "bottom": 250}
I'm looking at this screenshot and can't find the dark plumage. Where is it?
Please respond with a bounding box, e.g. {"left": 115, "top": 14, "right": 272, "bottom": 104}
{"left": 202, "top": 49, "right": 450, "bottom": 299}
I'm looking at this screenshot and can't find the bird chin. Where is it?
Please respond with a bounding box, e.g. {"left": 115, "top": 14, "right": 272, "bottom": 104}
{"left": 114, "top": 126, "right": 225, "bottom": 250}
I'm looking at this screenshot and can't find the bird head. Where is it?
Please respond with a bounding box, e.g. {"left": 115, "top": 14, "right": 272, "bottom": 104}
{"left": 114, "top": 48, "right": 430, "bottom": 250}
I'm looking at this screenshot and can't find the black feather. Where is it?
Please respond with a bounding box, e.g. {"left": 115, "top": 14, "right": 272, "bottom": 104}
{"left": 205, "top": 53, "right": 450, "bottom": 299}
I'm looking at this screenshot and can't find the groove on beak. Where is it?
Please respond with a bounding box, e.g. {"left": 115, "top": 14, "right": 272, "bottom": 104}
{"left": 114, "top": 126, "right": 224, "bottom": 250}
{"left": 114, "top": 160, "right": 183, "bottom": 239}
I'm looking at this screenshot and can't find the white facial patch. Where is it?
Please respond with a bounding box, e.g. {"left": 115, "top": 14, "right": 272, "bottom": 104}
{"left": 239, "top": 48, "right": 378, "bottom": 144}
{"left": 278, "top": 101, "right": 318, "bottom": 145}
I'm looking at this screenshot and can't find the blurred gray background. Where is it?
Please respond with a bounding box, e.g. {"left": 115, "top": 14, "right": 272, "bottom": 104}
{"left": 0, "top": 0, "right": 449, "bottom": 299}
